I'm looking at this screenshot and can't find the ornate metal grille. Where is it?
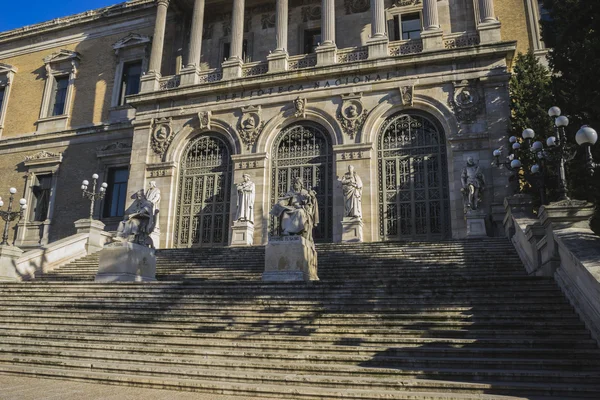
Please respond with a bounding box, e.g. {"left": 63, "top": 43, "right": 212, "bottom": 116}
{"left": 377, "top": 112, "right": 450, "bottom": 240}
{"left": 174, "top": 135, "right": 232, "bottom": 247}
{"left": 270, "top": 123, "right": 333, "bottom": 241}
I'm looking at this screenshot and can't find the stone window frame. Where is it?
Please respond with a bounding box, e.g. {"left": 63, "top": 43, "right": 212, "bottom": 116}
{"left": 219, "top": 33, "right": 255, "bottom": 64}
{"left": 0, "top": 63, "right": 17, "bottom": 138}
{"left": 16, "top": 151, "right": 63, "bottom": 248}
{"left": 110, "top": 34, "right": 151, "bottom": 111}
{"left": 386, "top": 5, "right": 423, "bottom": 42}
{"left": 296, "top": 20, "right": 321, "bottom": 56}
{"left": 37, "top": 50, "right": 80, "bottom": 133}
{"left": 524, "top": 0, "right": 548, "bottom": 54}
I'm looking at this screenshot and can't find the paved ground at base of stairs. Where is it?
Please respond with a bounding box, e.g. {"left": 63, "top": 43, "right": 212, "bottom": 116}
{"left": 0, "top": 375, "right": 264, "bottom": 400}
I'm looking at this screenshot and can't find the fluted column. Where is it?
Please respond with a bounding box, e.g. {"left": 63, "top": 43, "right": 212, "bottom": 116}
{"left": 321, "top": 0, "right": 335, "bottom": 45}
{"left": 148, "top": 0, "right": 170, "bottom": 74}
{"left": 422, "top": 0, "right": 440, "bottom": 30}
{"left": 370, "top": 0, "right": 386, "bottom": 38}
{"left": 187, "top": 0, "right": 206, "bottom": 67}
{"left": 479, "top": 0, "right": 497, "bottom": 23}
{"left": 275, "top": 0, "right": 288, "bottom": 52}
{"left": 230, "top": 0, "right": 245, "bottom": 61}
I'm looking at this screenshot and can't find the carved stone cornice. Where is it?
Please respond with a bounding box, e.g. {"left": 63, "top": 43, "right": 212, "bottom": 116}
{"left": 231, "top": 152, "right": 269, "bottom": 170}
{"left": 24, "top": 150, "right": 63, "bottom": 167}
{"left": 112, "top": 33, "right": 151, "bottom": 55}
{"left": 146, "top": 161, "right": 177, "bottom": 178}
{"left": 96, "top": 141, "right": 132, "bottom": 158}
{"left": 333, "top": 143, "right": 374, "bottom": 161}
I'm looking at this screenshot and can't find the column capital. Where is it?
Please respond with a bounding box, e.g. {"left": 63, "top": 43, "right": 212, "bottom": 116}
{"left": 156, "top": 0, "right": 170, "bottom": 7}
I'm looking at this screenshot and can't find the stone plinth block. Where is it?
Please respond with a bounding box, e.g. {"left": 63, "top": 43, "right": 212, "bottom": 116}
{"left": 149, "top": 227, "right": 161, "bottom": 249}
{"left": 231, "top": 221, "right": 254, "bottom": 246}
{"left": 140, "top": 72, "right": 161, "bottom": 93}
{"left": 222, "top": 58, "right": 243, "bottom": 80}
{"left": 96, "top": 242, "right": 156, "bottom": 282}
{"left": 179, "top": 65, "right": 200, "bottom": 86}
{"left": 341, "top": 218, "right": 363, "bottom": 243}
{"left": 466, "top": 211, "right": 488, "bottom": 238}
{"left": 316, "top": 44, "right": 337, "bottom": 66}
{"left": 267, "top": 52, "right": 289, "bottom": 73}
{"left": 366, "top": 37, "right": 388, "bottom": 59}
{"left": 74, "top": 218, "right": 106, "bottom": 254}
{"left": 477, "top": 21, "right": 501, "bottom": 44}
{"left": 263, "top": 236, "right": 318, "bottom": 282}
{"left": 0, "top": 245, "right": 24, "bottom": 282}
{"left": 420, "top": 29, "right": 444, "bottom": 51}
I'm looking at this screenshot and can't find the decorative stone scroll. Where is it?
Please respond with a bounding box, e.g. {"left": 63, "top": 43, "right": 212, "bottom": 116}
{"left": 337, "top": 95, "right": 368, "bottom": 140}
{"left": 293, "top": 97, "right": 306, "bottom": 118}
{"left": 150, "top": 117, "right": 174, "bottom": 156}
{"left": 449, "top": 80, "right": 484, "bottom": 124}
{"left": 400, "top": 85, "right": 414, "bottom": 106}
{"left": 237, "top": 106, "right": 265, "bottom": 149}
{"left": 198, "top": 111, "right": 211, "bottom": 130}
{"left": 24, "top": 150, "right": 62, "bottom": 163}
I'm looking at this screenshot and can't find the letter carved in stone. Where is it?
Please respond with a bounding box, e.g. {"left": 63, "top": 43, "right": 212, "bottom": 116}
{"left": 237, "top": 106, "right": 265, "bottom": 149}
{"left": 151, "top": 117, "right": 174, "bottom": 157}
{"left": 450, "top": 80, "right": 484, "bottom": 124}
{"left": 337, "top": 96, "right": 368, "bottom": 140}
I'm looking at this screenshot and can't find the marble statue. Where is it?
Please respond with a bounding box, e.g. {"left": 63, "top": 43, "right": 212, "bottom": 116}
{"left": 145, "top": 181, "right": 161, "bottom": 221}
{"left": 270, "top": 177, "right": 319, "bottom": 242}
{"left": 235, "top": 174, "right": 255, "bottom": 223}
{"left": 461, "top": 157, "right": 485, "bottom": 212}
{"left": 341, "top": 165, "right": 363, "bottom": 219}
{"left": 116, "top": 190, "right": 155, "bottom": 245}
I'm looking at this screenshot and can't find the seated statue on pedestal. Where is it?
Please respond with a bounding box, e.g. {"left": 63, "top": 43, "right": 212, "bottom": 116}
{"left": 270, "top": 177, "right": 319, "bottom": 243}
{"left": 116, "top": 190, "right": 155, "bottom": 246}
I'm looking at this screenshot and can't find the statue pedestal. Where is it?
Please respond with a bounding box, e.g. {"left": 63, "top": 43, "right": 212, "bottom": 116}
{"left": 466, "top": 211, "right": 488, "bottom": 238}
{"left": 263, "top": 236, "right": 318, "bottom": 282}
{"left": 149, "top": 227, "right": 160, "bottom": 249}
{"left": 95, "top": 241, "right": 156, "bottom": 282}
{"left": 0, "top": 245, "right": 24, "bottom": 282}
{"left": 230, "top": 220, "right": 254, "bottom": 246}
{"left": 341, "top": 218, "right": 363, "bottom": 243}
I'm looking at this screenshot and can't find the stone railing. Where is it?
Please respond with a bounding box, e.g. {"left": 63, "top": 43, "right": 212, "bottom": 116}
{"left": 388, "top": 39, "right": 423, "bottom": 56}
{"left": 159, "top": 74, "right": 181, "bottom": 90}
{"left": 242, "top": 61, "right": 269, "bottom": 77}
{"left": 337, "top": 46, "right": 368, "bottom": 63}
{"left": 443, "top": 32, "right": 481, "bottom": 49}
{"left": 198, "top": 68, "right": 223, "bottom": 84}
{"left": 287, "top": 53, "right": 317, "bottom": 70}
{"left": 504, "top": 195, "right": 600, "bottom": 346}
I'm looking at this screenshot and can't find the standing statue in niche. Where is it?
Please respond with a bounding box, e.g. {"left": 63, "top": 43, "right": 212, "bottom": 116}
{"left": 270, "top": 177, "right": 319, "bottom": 243}
{"left": 341, "top": 165, "right": 363, "bottom": 219}
{"left": 461, "top": 157, "right": 486, "bottom": 212}
{"left": 235, "top": 174, "right": 255, "bottom": 223}
{"left": 116, "top": 190, "right": 155, "bottom": 245}
{"left": 145, "top": 181, "right": 161, "bottom": 224}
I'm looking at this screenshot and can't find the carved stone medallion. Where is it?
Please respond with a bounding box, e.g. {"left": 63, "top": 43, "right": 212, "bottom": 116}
{"left": 293, "top": 97, "right": 306, "bottom": 118}
{"left": 337, "top": 95, "right": 368, "bottom": 140}
{"left": 151, "top": 117, "right": 174, "bottom": 156}
{"left": 198, "top": 111, "right": 211, "bottom": 130}
{"left": 400, "top": 85, "right": 414, "bottom": 106}
{"left": 344, "top": 0, "right": 370, "bottom": 14}
{"left": 449, "top": 80, "right": 484, "bottom": 124}
{"left": 393, "top": 0, "right": 421, "bottom": 7}
{"left": 237, "top": 106, "right": 264, "bottom": 149}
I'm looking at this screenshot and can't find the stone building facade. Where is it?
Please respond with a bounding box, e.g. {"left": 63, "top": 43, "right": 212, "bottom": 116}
{"left": 0, "top": 0, "right": 548, "bottom": 249}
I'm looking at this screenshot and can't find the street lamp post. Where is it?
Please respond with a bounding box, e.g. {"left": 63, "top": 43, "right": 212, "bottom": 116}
{"left": 81, "top": 174, "right": 108, "bottom": 220}
{"left": 575, "top": 125, "right": 599, "bottom": 176}
{"left": 0, "top": 188, "right": 27, "bottom": 246}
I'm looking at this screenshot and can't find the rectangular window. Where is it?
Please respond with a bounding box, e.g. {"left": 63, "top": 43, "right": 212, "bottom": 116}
{"left": 103, "top": 167, "right": 129, "bottom": 218}
{"left": 304, "top": 29, "right": 321, "bottom": 54}
{"left": 48, "top": 76, "right": 69, "bottom": 117}
{"left": 395, "top": 13, "right": 421, "bottom": 40}
{"left": 0, "top": 87, "right": 5, "bottom": 118}
{"left": 223, "top": 40, "right": 249, "bottom": 61}
{"left": 118, "top": 61, "right": 142, "bottom": 106}
{"left": 31, "top": 175, "right": 53, "bottom": 222}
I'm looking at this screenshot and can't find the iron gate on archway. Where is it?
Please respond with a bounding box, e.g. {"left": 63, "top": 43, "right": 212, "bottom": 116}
{"left": 174, "top": 134, "right": 232, "bottom": 247}
{"left": 270, "top": 123, "right": 333, "bottom": 242}
{"left": 378, "top": 112, "right": 451, "bottom": 240}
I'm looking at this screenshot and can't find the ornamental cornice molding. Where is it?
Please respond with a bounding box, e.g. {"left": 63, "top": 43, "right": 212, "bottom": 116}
{"left": 43, "top": 49, "right": 81, "bottom": 65}
{"left": 112, "top": 33, "right": 152, "bottom": 53}
{"left": 23, "top": 150, "right": 63, "bottom": 167}
{"left": 0, "top": 0, "right": 155, "bottom": 44}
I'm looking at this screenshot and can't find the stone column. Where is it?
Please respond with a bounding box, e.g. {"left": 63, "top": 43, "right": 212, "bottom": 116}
{"left": 180, "top": 0, "right": 206, "bottom": 85}
{"left": 316, "top": 0, "right": 337, "bottom": 66}
{"left": 367, "top": 0, "right": 388, "bottom": 59}
{"left": 268, "top": 0, "right": 289, "bottom": 72}
{"left": 420, "top": 0, "right": 444, "bottom": 50}
{"left": 222, "top": 0, "right": 245, "bottom": 79}
{"left": 141, "top": 0, "right": 170, "bottom": 92}
{"left": 477, "top": 0, "right": 501, "bottom": 43}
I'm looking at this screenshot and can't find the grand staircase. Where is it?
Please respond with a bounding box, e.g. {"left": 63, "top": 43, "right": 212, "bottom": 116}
{"left": 0, "top": 238, "right": 599, "bottom": 399}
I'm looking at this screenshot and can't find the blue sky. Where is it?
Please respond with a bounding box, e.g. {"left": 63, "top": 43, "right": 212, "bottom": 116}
{"left": 0, "top": 0, "right": 122, "bottom": 32}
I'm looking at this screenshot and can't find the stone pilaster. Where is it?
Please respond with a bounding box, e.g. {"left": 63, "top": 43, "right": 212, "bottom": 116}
{"left": 267, "top": 0, "right": 289, "bottom": 72}
{"left": 420, "top": 0, "right": 444, "bottom": 50}
{"left": 477, "top": 0, "right": 501, "bottom": 44}
{"left": 180, "top": 0, "right": 206, "bottom": 85}
{"left": 316, "top": 0, "right": 336, "bottom": 66}
{"left": 222, "top": 0, "right": 245, "bottom": 79}
{"left": 366, "top": 0, "right": 388, "bottom": 59}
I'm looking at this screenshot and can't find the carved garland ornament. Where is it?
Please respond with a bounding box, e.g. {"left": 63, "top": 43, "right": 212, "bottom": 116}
{"left": 151, "top": 117, "right": 174, "bottom": 156}
{"left": 337, "top": 95, "right": 368, "bottom": 140}
{"left": 449, "top": 80, "right": 484, "bottom": 124}
{"left": 237, "top": 106, "right": 265, "bottom": 149}
{"left": 24, "top": 150, "right": 62, "bottom": 162}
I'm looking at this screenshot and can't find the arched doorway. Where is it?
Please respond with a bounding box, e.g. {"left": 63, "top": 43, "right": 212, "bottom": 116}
{"left": 174, "top": 134, "right": 232, "bottom": 247}
{"left": 377, "top": 112, "right": 451, "bottom": 240}
{"left": 270, "top": 123, "right": 333, "bottom": 242}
